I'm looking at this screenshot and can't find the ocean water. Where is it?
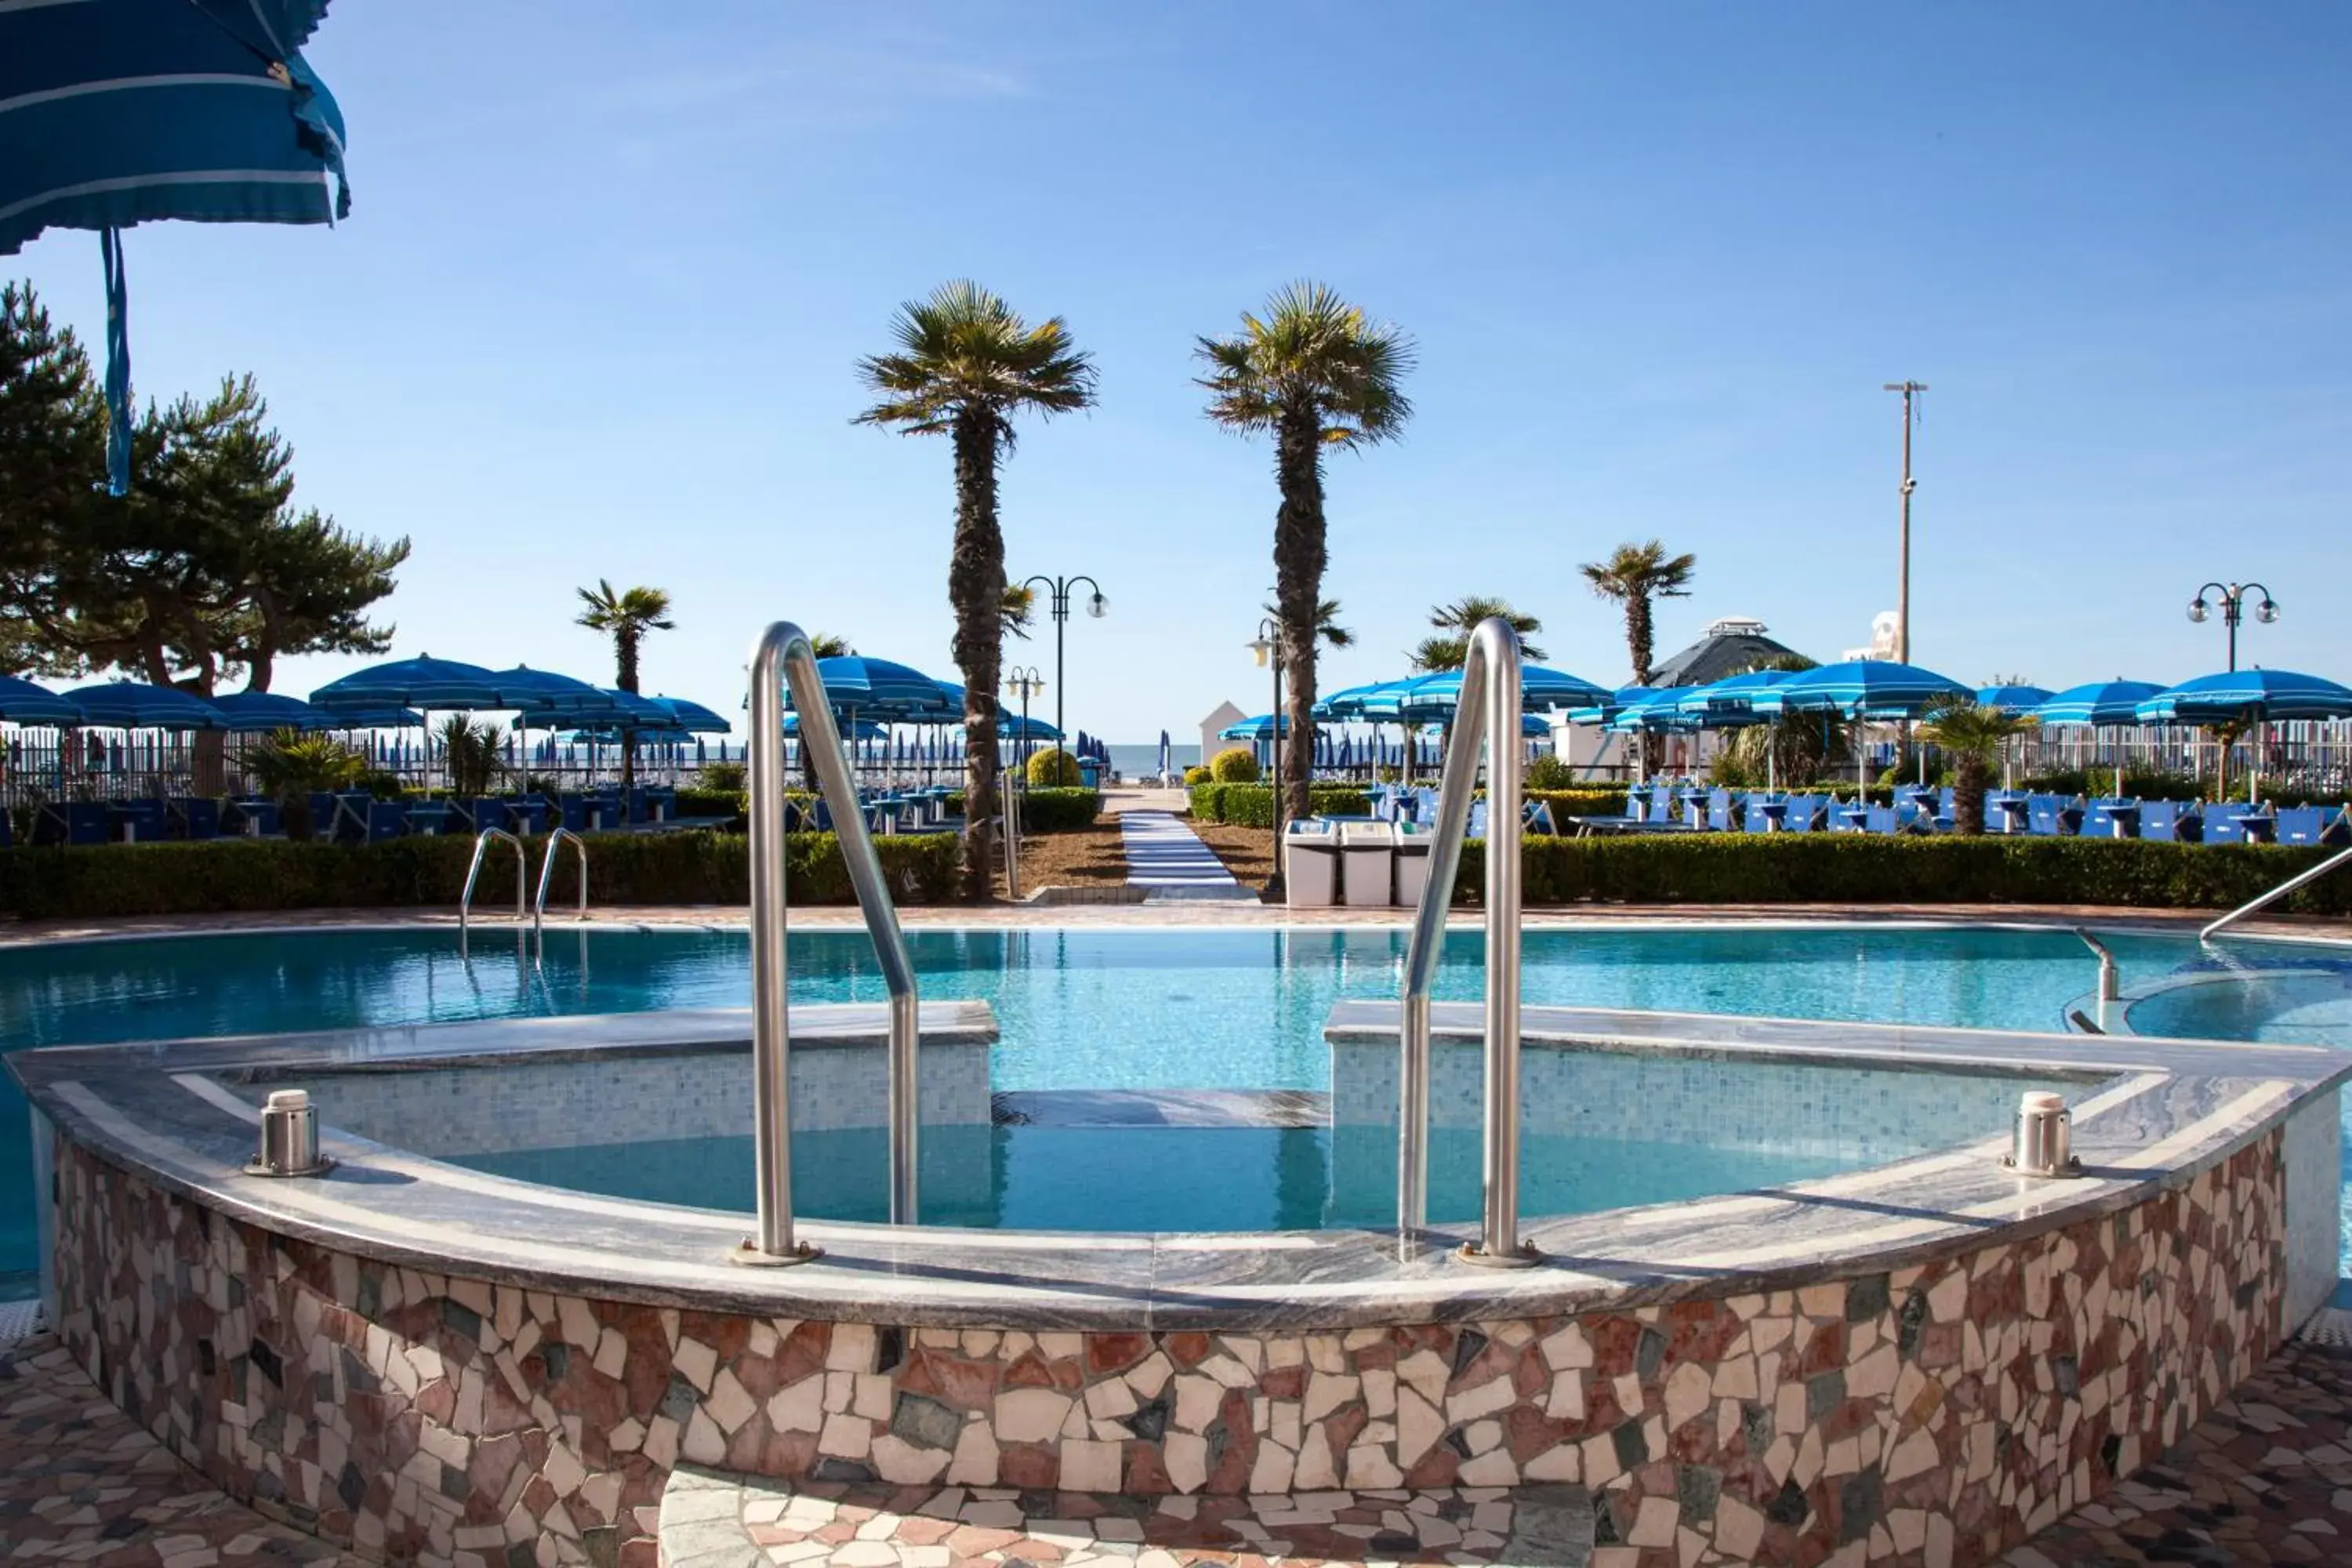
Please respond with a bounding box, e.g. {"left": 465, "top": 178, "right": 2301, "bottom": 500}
{"left": 1105, "top": 742, "right": 1199, "bottom": 778}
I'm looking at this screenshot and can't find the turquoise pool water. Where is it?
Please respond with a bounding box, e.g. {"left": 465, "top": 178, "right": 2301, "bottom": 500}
{"left": 3, "top": 923, "right": 2344, "bottom": 1295}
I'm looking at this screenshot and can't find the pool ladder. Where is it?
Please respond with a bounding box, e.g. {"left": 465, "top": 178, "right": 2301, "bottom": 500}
{"left": 458, "top": 827, "right": 592, "bottom": 957}
{"left": 1397, "top": 616, "right": 1534, "bottom": 1266}
{"left": 738, "top": 620, "right": 920, "bottom": 1265}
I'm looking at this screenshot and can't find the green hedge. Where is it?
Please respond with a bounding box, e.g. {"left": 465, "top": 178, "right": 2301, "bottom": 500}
{"left": 1188, "top": 783, "right": 1374, "bottom": 827}
{"left": 1444, "top": 835, "right": 2352, "bottom": 915}
{"left": 1526, "top": 788, "right": 1631, "bottom": 821}
{"left": 671, "top": 787, "right": 745, "bottom": 820}
{"left": 941, "top": 787, "right": 1099, "bottom": 832}
{"left": 0, "top": 829, "right": 960, "bottom": 920}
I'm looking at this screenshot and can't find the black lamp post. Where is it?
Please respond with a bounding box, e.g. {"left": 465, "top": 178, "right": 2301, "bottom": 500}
{"left": 1004, "top": 666, "right": 1045, "bottom": 778}
{"left": 2187, "top": 581, "right": 2278, "bottom": 672}
{"left": 1248, "top": 617, "right": 1285, "bottom": 898}
{"left": 1018, "top": 574, "right": 1105, "bottom": 746}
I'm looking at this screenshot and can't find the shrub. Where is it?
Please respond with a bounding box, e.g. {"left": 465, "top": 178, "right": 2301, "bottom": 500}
{"left": 243, "top": 731, "right": 365, "bottom": 840}
{"left": 0, "top": 829, "right": 960, "bottom": 920}
{"left": 1182, "top": 765, "right": 1211, "bottom": 787}
{"left": 671, "top": 787, "right": 746, "bottom": 822}
{"left": 1026, "top": 748, "right": 1082, "bottom": 786}
{"left": 1523, "top": 753, "right": 1580, "bottom": 791}
{"left": 1441, "top": 834, "right": 2352, "bottom": 915}
{"left": 941, "top": 787, "right": 1098, "bottom": 831}
{"left": 1525, "top": 789, "right": 1630, "bottom": 828}
{"left": 699, "top": 760, "right": 746, "bottom": 793}
{"left": 1188, "top": 784, "right": 1371, "bottom": 828}
{"left": 1210, "top": 746, "right": 1261, "bottom": 783}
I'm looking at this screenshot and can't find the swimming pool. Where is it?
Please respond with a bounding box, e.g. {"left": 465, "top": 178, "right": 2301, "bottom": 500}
{"left": 4, "top": 920, "right": 2346, "bottom": 1298}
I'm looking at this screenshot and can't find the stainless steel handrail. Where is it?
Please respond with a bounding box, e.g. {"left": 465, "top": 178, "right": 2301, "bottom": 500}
{"left": 738, "top": 620, "right": 922, "bottom": 1266}
{"left": 2202, "top": 842, "right": 2352, "bottom": 941}
{"left": 1397, "top": 617, "right": 1531, "bottom": 1265}
{"left": 532, "top": 828, "right": 589, "bottom": 951}
{"left": 458, "top": 828, "right": 525, "bottom": 932}
{"left": 2073, "top": 927, "right": 2121, "bottom": 1003}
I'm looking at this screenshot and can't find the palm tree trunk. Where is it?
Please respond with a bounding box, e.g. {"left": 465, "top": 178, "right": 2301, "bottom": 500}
{"left": 1272, "top": 408, "right": 1325, "bottom": 828}
{"left": 950, "top": 412, "right": 1005, "bottom": 902}
{"left": 1627, "top": 592, "right": 1660, "bottom": 771}
{"left": 616, "top": 628, "right": 641, "bottom": 789}
{"left": 1953, "top": 754, "right": 1988, "bottom": 835}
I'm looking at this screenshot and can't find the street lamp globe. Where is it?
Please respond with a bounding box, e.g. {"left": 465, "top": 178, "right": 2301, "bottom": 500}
{"left": 2187, "top": 598, "right": 2210, "bottom": 624}
{"left": 2255, "top": 597, "right": 2279, "bottom": 624}
{"left": 1086, "top": 590, "right": 1109, "bottom": 619}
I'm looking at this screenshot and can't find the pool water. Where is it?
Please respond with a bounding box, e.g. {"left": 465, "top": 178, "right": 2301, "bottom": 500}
{"left": 3, "top": 923, "right": 2345, "bottom": 1296}
{"left": 451, "top": 1124, "right": 1858, "bottom": 1232}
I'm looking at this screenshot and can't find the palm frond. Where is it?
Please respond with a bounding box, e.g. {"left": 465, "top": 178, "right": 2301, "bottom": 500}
{"left": 1195, "top": 281, "right": 1416, "bottom": 445}
{"left": 855, "top": 281, "right": 1098, "bottom": 441}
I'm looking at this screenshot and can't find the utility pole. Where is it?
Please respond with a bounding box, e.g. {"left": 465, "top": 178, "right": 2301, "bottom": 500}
{"left": 1882, "top": 381, "right": 1926, "bottom": 664}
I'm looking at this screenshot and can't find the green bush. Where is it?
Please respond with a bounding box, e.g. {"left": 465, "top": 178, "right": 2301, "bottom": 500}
{"left": 1187, "top": 784, "right": 1372, "bottom": 828}
{"left": 941, "top": 786, "right": 1098, "bottom": 831}
{"left": 1441, "top": 834, "right": 2352, "bottom": 915}
{"left": 1525, "top": 788, "right": 1630, "bottom": 827}
{"left": 699, "top": 760, "right": 746, "bottom": 793}
{"left": 1523, "top": 753, "right": 1580, "bottom": 791}
{"left": 671, "top": 787, "right": 746, "bottom": 821}
{"left": 1209, "top": 746, "right": 1261, "bottom": 783}
{"left": 1026, "top": 748, "right": 1082, "bottom": 787}
{"left": 0, "top": 829, "right": 960, "bottom": 920}
{"left": 1181, "top": 764, "right": 1211, "bottom": 787}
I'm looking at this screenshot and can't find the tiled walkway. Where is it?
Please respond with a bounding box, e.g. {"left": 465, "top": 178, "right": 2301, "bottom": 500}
{"left": 1116, "top": 812, "right": 1253, "bottom": 901}
{"left": 0, "top": 1334, "right": 365, "bottom": 1568}
{"left": 11, "top": 1321, "right": 2349, "bottom": 1566}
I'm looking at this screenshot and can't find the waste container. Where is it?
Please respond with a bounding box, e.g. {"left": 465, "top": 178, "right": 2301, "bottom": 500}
{"left": 1078, "top": 758, "right": 1104, "bottom": 790}
{"left": 1284, "top": 819, "right": 1340, "bottom": 908}
{"left": 1338, "top": 820, "right": 1397, "bottom": 907}
{"left": 1392, "top": 821, "right": 1434, "bottom": 907}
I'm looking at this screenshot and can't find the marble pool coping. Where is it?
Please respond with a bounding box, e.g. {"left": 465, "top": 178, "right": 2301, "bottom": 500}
{"left": 12, "top": 995, "right": 2348, "bottom": 1333}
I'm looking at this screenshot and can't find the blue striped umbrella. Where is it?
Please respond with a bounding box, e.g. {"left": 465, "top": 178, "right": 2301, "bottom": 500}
{"left": 1976, "top": 684, "right": 2056, "bottom": 715}
{"left": 652, "top": 696, "right": 732, "bottom": 735}
{"left": 1314, "top": 681, "right": 1405, "bottom": 720}
{"left": 320, "top": 705, "right": 425, "bottom": 730}
{"left": 1674, "top": 669, "right": 1798, "bottom": 728}
{"left": 782, "top": 715, "right": 886, "bottom": 740}
{"left": 209, "top": 691, "right": 339, "bottom": 732}
{"left": 3, "top": 2, "right": 350, "bottom": 492}
{"left": 1219, "top": 713, "right": 1300, "bottom": 741}
{"left": 795, "top": 656, "right": 951, "bottom": 719}
{"left": 311, "top": 655, "right": 510, "bottom": 711}
{"left": 1603, "top": 688, "right": 1703, "bottom": 735}
{"left": 60, "top": 680, "right": 228, "bottom": 730}
{"left": 1774, "top": 660, "right": 1969, "bottom": 719}
{"left": 488, "top": 666, "right": 619, "bottom": 717}
{"left": 1563, "top": 685, "right": 1653, "bottom": 725}
{"left": 0, "top": 675, "right": 83, "bottom": 725}
{"left": 2134, "top": 670, "right": 2352, "bottom": 724}
{"left": 1367, "top": 665, "right": 1610, "bottom": 719}
{"left": 2031, "top": 681, "right": 2166, "bottom": 726}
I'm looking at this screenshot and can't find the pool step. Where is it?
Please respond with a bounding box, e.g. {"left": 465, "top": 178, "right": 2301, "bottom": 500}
{"left": 656, "top": 1464, "right": 1598, "bottom": 1567}
{"left": 991, "top": 1088, "right": 1328, "bottom": 1128}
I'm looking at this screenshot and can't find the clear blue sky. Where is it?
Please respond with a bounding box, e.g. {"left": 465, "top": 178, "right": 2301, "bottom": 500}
{"left": 16, "top": 2, "right": 2351, "bottom": 739}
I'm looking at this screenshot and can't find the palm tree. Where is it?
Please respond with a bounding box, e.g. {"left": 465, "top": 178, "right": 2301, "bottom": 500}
{"left": 808, "top": 633, "right": 852, "bottom": 659}
{"left": 575, "top": 579, "right": 674, "bottom": 787}
{"left": 1200, "top": 282, "right": 1414, "bottom": 826}
{"left": 1001, "top": 582, "right": 1037, "bottom": 642}
{"left": 1918, "top": 696, "right": 2038, "bottom": 834}
{"left": 1262, "top": 596, "right": 1354, "bottom": 651}
{"left": 855, "top": 281, "right": 1097, "bottom": 900}
{"left": 1578, "top": 541, "right": 1696, "bottom": 684}
{"left": 1411, "top": 595, "right": 1546, "bottom": 671}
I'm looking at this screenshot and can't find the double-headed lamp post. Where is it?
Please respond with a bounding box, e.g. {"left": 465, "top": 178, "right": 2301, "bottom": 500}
{"left": 1004, "top": 666, "right": 1046, "bottom": 777}
{"left": 1019, "top": 574, "right": 1106, "bottom": 746}
{"left": 2187, "top": 582, "right": 2278, "bottom": 672}
{"left": 1247, "top": 618, "right": 1285, "bottom": 898}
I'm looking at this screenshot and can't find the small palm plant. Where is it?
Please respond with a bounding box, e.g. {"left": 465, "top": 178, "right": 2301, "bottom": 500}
{"left": 1200, "top": 281, "right": 1414, "bottom": 825}
{"left": 1412, "top": 595, "right": 1545, "bottom": 670}
{"left": 245, "top": 731, "right": 363, "bottom": 840}
{"left": 437, "top": 715, "right": 509, "bottom": 800}
{"left": 856, "top": 280, "right": 1097, "bottom": 901}
{"left": 1918, "top": 696, "right": 2038, "bottom": 834}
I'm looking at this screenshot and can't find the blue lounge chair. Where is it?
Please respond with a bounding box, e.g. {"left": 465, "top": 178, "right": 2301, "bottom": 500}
{"left": 332, "top": 794, "right": 407, "bottom": 844}
{"left": 1708, "top": 789, "right": 1735, "bottom": 832}
{"left": 2026, "top": 795, "right": 2063, "bottom": 836}
{"left": 1781, "top": 793, "right": 1820, "bottom": 833}
{"left": 113, "top": 798, "right": 170, "bottom": 842}
{"left": 1467, "top": 800, "right": 1490, "bottom": 839}
{"left": 2276, "top": 805, "right": 2351, "bottom": 847}
{"left": 34, "top": 800, "right": 111, "bottom": 845}
{"left": 2203, "top": 806, "right": 2249, "bottom": 846}
{"left": 169, "top": 797, "right": 222, "bottom": 840}
{"left": 223, "top": 797, "right": 279, "bottom": 837}
{"left": 1865, "top": 804, "right": 1898, "bottom": 834}
{"left": 508, "top": 794, "right": 551, "bottom": 836}
{"left": 1524, "top": 800, "right": 1560, "bottom": 835}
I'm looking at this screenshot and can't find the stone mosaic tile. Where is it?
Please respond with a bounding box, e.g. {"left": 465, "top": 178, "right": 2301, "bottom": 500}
{"left": 0, "top": 1332, "right": 367, "bottom": 1568}
{"left": 42, "top": 1124, "right": 2290, "bottom": 1566}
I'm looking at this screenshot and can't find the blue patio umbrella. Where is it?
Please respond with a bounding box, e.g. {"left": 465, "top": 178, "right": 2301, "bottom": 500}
{"left": 2133, "top": 670, "right": 2352, "bottom": 724}
{"left": 1519, "top": 713, "right": 1554, "bottom": 739}
{"left": 3, "top": 1, "right": 351, "bottom": 492}
{"left": 1314, "top": 681, "right": 1403, "bottom": 720}
{"left": 60, "top": 680, "right": 228, "bottom": 729}
{"left": 782, "top": 714, "right": 887, "bottom": 741}
{"left": 0, "top": 675, "right": 83, "bottom": 725}
{"left": 1674, "top": 669, "right": 1798, "bottom": 725}
{"left": 1370, "top": 665, "right": 1610, "bottom": 720}
{"left": 208, "top": 691, "right": 339, "bottom": 732}
{"left": 310, "top": 655, "right": 510, "bottom": 711}
{"left": 1976, "top": 684, "right": 2056, "bottom": 715}
{"left": 795, "top": 656, "right": 950, "bottom": 718}
{"left": 652, "top": 696, "right": 732, "bottom": 735}
{"left": 321, "top": 705, "right": 425, "bottom": 730}
{"left": 996, "top": 714, "right": 1063, "bottom": 742}
{"left": 1220, "top": 713, "right": 1300, "bottom": 740}
{"left": 2031, "top": 681, "right": 2167, "bottom": 727}
{"left": 1563, "top": 685, "right": 1652, "bottom": 724}
{"left": 1775, "top": 660, "right": 1969, "bottom": 719}
{"left": 1603, "top": 688, "right": 1702, "bottom": 734}
{"left": 488, "top": 666, "right": 618, "bottom": 716}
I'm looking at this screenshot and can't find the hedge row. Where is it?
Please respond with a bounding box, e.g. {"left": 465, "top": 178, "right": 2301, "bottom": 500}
{"left": 0, "top": 829, "right": 960, "bottom": 920}
{"left": 942, "top": 786, "right": 1100, "bottom": 832}
{"left": 1189, "top": 783, "right": 1374, "bottom": 827}
{"left": 1448, "top": 834, "right": 2352, "bottom": 915}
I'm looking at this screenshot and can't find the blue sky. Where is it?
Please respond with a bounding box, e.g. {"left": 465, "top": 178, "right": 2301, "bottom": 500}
{"left": 16, "top": 2, "right": 2352, "bottom": 739}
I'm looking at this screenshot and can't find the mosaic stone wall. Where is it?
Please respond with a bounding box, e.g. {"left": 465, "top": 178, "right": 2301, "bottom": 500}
{"left": 50, "top": 1130, "right": 2285, "bottom": 1568}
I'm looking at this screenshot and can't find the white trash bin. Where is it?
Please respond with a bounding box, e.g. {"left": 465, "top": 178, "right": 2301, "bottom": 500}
{"left": 1284, "top": 819, "right": 1340, "bottom": 908}
{"left": 1392, "top": 822, "right": 1434, "bottom": 907}
{"left": 1338, "top": 820, "right": 1397, "bottom": 907}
